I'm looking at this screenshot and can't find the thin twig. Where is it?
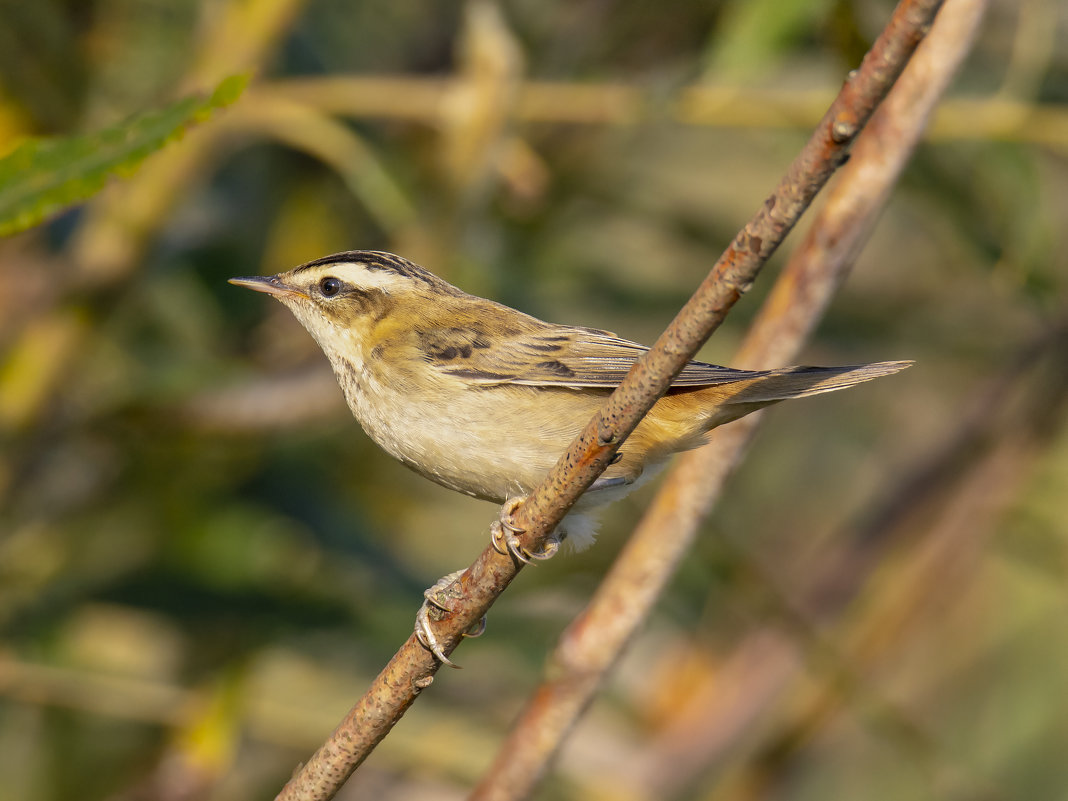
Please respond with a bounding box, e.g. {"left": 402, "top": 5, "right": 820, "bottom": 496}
{"left": 470, "top": 0, "right": 976, "bottom": 796}
{"left": 274, "top": 1, "right": 944, "bottom": 799}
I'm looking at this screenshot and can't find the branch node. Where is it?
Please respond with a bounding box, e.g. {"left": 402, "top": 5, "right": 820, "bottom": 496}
{"left": 831, "top": 116, "right": 858, "bottom": 144}
{"left": 597, "top": 421, "right": 616, "bottom": 446}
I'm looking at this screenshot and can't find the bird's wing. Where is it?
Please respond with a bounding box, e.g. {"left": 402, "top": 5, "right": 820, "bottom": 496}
{"left": 427, "top": 325, "right": 759, "bottom": 389}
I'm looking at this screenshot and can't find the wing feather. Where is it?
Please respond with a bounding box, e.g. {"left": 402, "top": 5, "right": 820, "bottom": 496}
{"left": 430, "top": 325, "right": 758, "bottom": 388}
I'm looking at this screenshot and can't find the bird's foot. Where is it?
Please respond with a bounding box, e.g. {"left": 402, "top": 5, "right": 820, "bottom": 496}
{"left": 414, "top": 570, "right": 486, "bottom": 668}
{"left": 490, "top": 497, "right": 560, "bottom": 565}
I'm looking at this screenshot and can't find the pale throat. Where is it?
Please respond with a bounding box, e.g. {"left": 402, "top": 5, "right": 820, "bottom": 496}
{"left": 285, "top": 300, "right": 368, "bottom": 398}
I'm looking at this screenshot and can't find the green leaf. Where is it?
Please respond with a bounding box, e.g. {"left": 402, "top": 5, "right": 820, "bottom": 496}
{"left": 0, "top": 74, "right": 248, "bottom": 237}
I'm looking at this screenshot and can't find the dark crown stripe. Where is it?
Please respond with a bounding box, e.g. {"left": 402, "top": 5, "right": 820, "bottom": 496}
{"left": 293, "top": 250, "right": 440, "bottom": 287}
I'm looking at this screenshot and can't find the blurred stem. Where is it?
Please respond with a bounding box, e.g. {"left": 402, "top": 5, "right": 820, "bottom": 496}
{"left": 185, "top": 0, "right": 308, "bottom": 92}
{"left": 0, "top": 653, "right": 190, "bottom": 727}
{"left": 261, "top": 79, "right": 1068, "bottom": 148}
{"left": 996, "top": 0, "right": 1058, "bottom": 101}
{"left": 0, "top": 306, "right": 89, "bottom": 431}
{"left": 0, "top": 306, "right": 92, "bottom": 509}
{"left": 471, "top": 0, "right": 980, "bottom": 798}
{"left": 437, "top": 0, "right": 524, "bottom": 195}
{"left": 219, "top": 93, "right": 417, "bottom": 233}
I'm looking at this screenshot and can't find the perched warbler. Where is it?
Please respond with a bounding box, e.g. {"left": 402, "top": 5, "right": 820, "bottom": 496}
{"left": 232, "top": 251, "right": 908, "bottom": 661}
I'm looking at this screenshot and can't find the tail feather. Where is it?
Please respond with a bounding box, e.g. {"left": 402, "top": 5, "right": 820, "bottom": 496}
{"left": 732, "top": 360, "right": 912, "bottom": 404}
{"left": 599, "top": 359, "right": 911, "bottom": 515}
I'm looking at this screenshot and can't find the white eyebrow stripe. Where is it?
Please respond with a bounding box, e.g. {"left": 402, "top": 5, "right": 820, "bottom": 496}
{"left": 300, "top": 262, "right": 412, "bottom": 293}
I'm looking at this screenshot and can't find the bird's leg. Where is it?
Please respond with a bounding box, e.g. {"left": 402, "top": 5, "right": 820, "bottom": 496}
{"left": 490, "top": 496, "right": 560, "bottom": 564}
{"left": 414, "top": 570, "right": 486, "bottom": 668}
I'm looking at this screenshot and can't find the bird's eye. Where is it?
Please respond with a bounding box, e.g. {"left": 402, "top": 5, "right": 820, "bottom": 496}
{"left": 319, "top": 277, "right": 342, "bottom": 297}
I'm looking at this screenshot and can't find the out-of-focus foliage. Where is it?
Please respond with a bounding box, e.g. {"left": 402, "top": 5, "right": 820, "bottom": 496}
{"left": 0, "top": 75, "right": 245, "bottom": 235}
{"left": 0, "top": 1, "right": 1065, "bottom": 800}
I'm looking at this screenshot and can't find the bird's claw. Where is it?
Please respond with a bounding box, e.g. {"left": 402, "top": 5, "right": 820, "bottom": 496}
{"left": 414, "top": 570, "right": 486, "bottom": 668}
{"left": 415, "top": 495, "right": 559, "bottom": 666}
{"left": 490, "top": 497, "right": 560, "bottom": 564}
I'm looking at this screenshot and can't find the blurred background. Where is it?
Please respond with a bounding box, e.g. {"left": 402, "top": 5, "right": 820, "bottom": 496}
{"left": 1, "top": 0, "right": 1066, "bottom": 799}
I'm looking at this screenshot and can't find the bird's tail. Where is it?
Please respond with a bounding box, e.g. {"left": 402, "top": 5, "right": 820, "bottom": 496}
{"left": 599, "top": 360, "right": 911, "bottom": 508}
{"left": 728, "top": 360, "right": 912, "bottom": 404}
{"left": 679, "top": 359, "right": 912, "bottom": 432}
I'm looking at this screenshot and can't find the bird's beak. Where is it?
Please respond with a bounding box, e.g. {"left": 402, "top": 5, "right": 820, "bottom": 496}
{"left": 228, "top": 275, "right": 308, "bottom": 299}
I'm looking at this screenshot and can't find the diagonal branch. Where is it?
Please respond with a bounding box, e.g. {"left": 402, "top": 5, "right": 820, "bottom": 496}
{"left": 274, "top": 1, "right": 945, "bottom": 798}
{"left": 470, "top": 1, "right": 984, "bottom": 796}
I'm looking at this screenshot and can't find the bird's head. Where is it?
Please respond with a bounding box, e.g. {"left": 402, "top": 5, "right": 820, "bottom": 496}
{"left": 230, "top": 250, "right": 463, "bottom": 357}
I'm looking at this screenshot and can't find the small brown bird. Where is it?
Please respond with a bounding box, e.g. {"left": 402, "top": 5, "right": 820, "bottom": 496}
{"left": 231, "top": 250, "right": 909, "bottom": 555}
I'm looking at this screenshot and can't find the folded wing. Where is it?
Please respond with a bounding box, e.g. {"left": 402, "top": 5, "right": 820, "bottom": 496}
{"left": 432, "top": 325, "right": 760, "bottom": 389}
